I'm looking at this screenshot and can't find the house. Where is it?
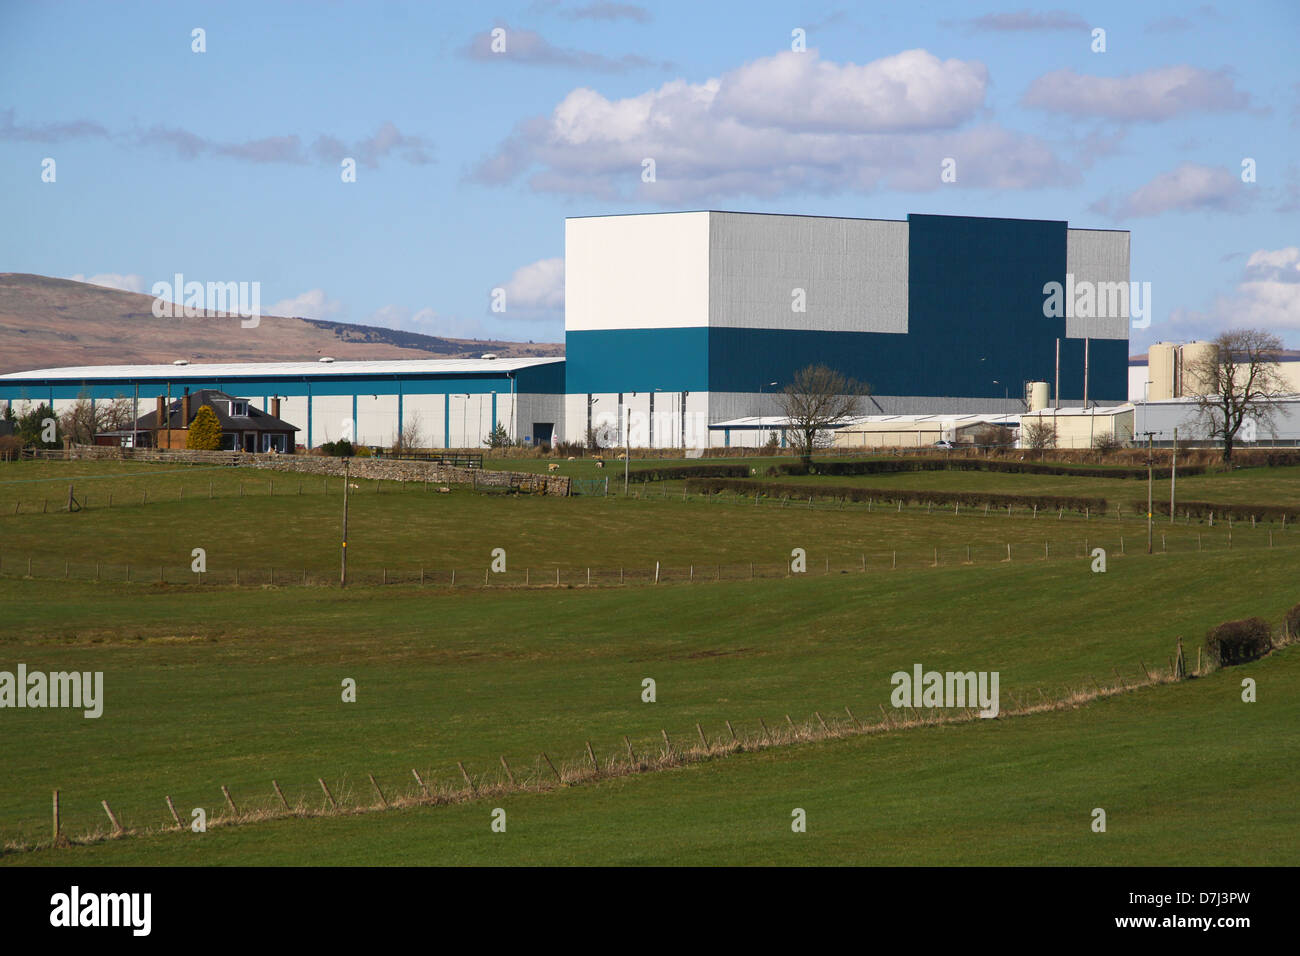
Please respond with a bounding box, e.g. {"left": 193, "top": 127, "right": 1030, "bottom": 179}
{"left": 97, "top": 389, "right": 300, "bottom": 452}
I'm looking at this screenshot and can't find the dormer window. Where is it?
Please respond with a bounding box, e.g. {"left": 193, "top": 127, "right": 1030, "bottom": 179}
{"left": 228, "top": 400, "right": 249, "bottom": 417}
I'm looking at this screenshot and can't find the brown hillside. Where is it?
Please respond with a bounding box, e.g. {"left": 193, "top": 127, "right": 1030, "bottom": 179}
{"left": 0, "top": 274, "right": 563, "bottom": 373}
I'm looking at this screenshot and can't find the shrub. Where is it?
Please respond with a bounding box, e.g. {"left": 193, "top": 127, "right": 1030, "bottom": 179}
{"left": 1285, "top": 604, "right": 1300, "bottom": 642}
{"left": 320, "top": 439, "right": 355, "bottom": 457}
{"left": 0, "top": 434, "right": 22, "bottom": 460}
{"left": 186, "top": 404, "right": 222, "bottom": 450}
{"left": 1204, "top": 618, "right": 1272, "bottom": 668}
{"left": 1092, "top": 432, "right": 1123, "bottom": 453}
{"left": 554, "top": 439, "right": 585, "bottom": 458}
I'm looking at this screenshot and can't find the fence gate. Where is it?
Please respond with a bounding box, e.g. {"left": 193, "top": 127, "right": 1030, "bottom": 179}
{"left": 570, "top": 477, "right": 609, "bottom": 497}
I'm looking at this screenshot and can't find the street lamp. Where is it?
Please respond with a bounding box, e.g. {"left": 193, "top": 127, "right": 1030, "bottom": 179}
{"left": 652, "top": 388, "right": 663, "bottom": 452}
{"left": 758, "top": 381, "right": 777, "bottom": 448}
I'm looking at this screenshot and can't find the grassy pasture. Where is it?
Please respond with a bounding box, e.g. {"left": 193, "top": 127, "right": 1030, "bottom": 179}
{"left": 0, "top": 543, "right": 1295, "bottom": 857}
{"left": 737, "top": 463, "right": 1300, "bottom": 509}
{"left": 0, "top": 456, "right": 1295, "bottom": 866}
{"left": 0, "top": 460, "right": 1293, "bottom": 585}
{"left": 5, "top": 645, "right": 1295, "bottom": 866}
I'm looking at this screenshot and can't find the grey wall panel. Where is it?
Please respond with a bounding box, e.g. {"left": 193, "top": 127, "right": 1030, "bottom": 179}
{"left": 708, "top": 213, "right": 909, "bottom": 333}
{"left": 1065, "top": 229, "right": 1131, "bottom": 341}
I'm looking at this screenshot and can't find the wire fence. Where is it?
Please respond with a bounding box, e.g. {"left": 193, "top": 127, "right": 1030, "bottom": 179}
{"left": 2, "top": 526, "right": 1295, "bottom": 591}
{"left": 4, "top": 469, "right": 1295, "bottom": 529}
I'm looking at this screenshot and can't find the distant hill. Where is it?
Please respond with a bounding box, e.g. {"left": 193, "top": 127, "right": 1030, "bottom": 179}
{"left": 0, "top": 274, "right": 563, "bottom": 373}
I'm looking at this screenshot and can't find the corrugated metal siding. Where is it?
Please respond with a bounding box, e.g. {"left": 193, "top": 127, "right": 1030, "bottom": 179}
{"left": 708, "top": 213, "right": 908, "bottom": 333}
{"left": 1066, "top": 228, "right": 1131, "bottom": 340}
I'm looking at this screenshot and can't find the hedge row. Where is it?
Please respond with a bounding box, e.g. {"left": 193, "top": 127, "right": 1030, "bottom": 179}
{"left": 769, "top": 458, "right": 1206, "bottom": 480}
{"left": 631, "top": 463, "right": 753, "bottom": 482}
{"left": 1143, "top": 500, "right": 1300, "bottom": 523}
{"left": 686, "top": 477, "right": 1109, "bottom": 514}
{"left": 1204, "top": 618, "right": 1273, "bottom": 668}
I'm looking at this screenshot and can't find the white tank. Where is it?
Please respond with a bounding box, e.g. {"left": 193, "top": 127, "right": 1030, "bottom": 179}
{"left": 1179, "top": 341, "right": 1219, "bottom": 396}
{"left": 1147, "top": 342, "right": 1176, "bottom": 400}
{"left": 1026, "top": 381, "right": 1050, "bottom": 411}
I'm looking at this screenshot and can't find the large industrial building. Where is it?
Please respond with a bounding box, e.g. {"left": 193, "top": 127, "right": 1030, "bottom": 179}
{"left": 1, "top": 211, "right": 1135, "bottom": 450}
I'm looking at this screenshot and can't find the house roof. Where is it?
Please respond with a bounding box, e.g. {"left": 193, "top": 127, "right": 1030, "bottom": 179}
{"left": 136, "top": 390, "right": 299, "bottom": 432}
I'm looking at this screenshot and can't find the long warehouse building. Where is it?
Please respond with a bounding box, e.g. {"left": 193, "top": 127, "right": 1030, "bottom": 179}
{"left": 1, "top": 212, "right": 1132, "bottom": 449}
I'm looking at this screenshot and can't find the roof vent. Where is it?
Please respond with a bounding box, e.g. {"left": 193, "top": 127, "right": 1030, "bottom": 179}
{"left": 319, "top": 356, "right": 335, "bottom": 363}
{"left": 172, "top": 359, "right": 189, "bottom": 366}
{"left": 481, "top": 352, "right": 498, "bottom": 360}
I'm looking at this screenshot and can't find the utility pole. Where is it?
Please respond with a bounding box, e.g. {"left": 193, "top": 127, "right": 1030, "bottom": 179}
{"left": 1146, "top": 432, "right": 1154, "bottom": 554}
{"left": 340, "top": 458, "right": 350, "bottom": 587}
{"left": 1170, "top": 427, "right": 1177, "bottom": 524}
{"left": 1054, "top": 338, "right": 1061, "bottom": 411}
{"left": 624, "top": 409, "right": 630, "bottom": 496}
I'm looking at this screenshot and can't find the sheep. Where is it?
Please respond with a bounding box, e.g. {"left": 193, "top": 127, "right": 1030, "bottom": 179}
{"left": 595, "top": 460, "right": 605, "bottom": 468}
{"left": 547, "top": 463, "right": 560, "bottom": 472}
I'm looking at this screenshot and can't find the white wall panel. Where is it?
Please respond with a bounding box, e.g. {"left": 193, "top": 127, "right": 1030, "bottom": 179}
{"left": 356, "top": 394, "right": 399, "bottom": 447}
{"left": 311, "top": 396, "right": 352, "bottom": 445}
{"left": 565, "top": 213, "right": 711, "bottom": 331}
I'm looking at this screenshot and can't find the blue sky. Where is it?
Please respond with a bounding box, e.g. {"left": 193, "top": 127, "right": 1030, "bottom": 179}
{"left": 2, "top": 0, "right": 1297, "bottom": 350}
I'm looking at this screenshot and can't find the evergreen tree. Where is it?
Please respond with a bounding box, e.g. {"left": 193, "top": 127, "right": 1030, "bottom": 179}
{"left": 187, "top": 404, "right": 223, "bottom": 450}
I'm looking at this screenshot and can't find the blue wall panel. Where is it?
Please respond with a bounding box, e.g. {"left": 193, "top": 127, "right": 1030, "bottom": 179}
{"left": 566, "top": 328, "right": 709, "bottom": 393}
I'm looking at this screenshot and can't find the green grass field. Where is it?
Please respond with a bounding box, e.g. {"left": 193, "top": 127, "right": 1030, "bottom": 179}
{"left": 1, "top": 459, "right": 1294, "bottom": 586}
{"left": 0, "top": 457, "right": 1295, "bottom": 865}
{"left": 9, "top": 650, "right": 1294, "bottom": 866}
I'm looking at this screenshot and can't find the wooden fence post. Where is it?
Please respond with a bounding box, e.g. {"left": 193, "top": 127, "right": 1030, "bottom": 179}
{"left": 165, "top": 795, "right": 182, "bottom": 829}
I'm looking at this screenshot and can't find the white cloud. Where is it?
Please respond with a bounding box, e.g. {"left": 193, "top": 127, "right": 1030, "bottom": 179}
{"left": 473, "top": 49, "right": 1070, "bottom": 201}
{"left": 67, "top": 272, "right": 146, "bottom": 294}
{"left": 1091, "top": 163, "right": 1246, "bottom": 218}
{"left": 1023, "top": 65, "right": 1250, "bottom": 122}
{"left": 1167, "top": 247, "right": 1300, "bottom": 339}
{"left": 363, "top": 304, "right": 492, "bottom": 340}
{"left": 713, "top": 49, "right": 988, "bottom": 133}
{"left": 499, "top": 257, "right": 564, "bottom": 315}
{"left": 268, "top": 289, "right": 343, "bottom": 320}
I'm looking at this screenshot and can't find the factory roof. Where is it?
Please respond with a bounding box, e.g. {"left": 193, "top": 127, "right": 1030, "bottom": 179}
{"left": 0, "top": 357, "right": 564, "bottom": 382}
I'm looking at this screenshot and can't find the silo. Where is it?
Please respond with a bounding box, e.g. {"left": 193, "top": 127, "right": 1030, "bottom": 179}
{"left": 1147, "top": 342, "right": 1177, "bottom": 400}
{"left": 1179, "top": 340, "right": 1220, "bottom": 396}
{"left": 1026, "top": 381, "right": 1050, "bottom": 411}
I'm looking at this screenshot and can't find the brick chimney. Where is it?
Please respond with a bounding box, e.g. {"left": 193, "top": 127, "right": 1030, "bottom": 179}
{"left": 155, "top": 396, "right": 166, "bottom": 445}
{"left": 271, "top": 397, "right": 281, "bottom": 419}
{"left": 181, "top": 390, "right": 191, "bottom": 429}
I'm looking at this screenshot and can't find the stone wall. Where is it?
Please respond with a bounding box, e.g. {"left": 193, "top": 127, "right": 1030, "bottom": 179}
{"left": 251, "top": 455, "right": 570, "bottom": 496}
{"left": 55, "top": 445, "right": 570, "bottom": 495}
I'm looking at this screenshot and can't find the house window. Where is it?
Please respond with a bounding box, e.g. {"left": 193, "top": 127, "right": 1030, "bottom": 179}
{"left": 228, "top": 400, "right": 249, "bottom": 417}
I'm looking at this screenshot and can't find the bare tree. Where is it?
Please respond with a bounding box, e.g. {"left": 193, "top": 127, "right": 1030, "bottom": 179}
{"left": 974, "top": 424, "right": 1015, "bottom": 449}
{"left": 776, "top": 365, "right": 868, "bottom": 464}
{"left": 58, "top": 395, "right": 134, "bottom": 445}
{"left": 1022, "top": 419, "right": 1057, "bottom": 454}
{"left": 391, "top": 411, "right": 424, "bottom": 454}
{"left": 1183, "top": 329, "right": 1286, "bottom": 465}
